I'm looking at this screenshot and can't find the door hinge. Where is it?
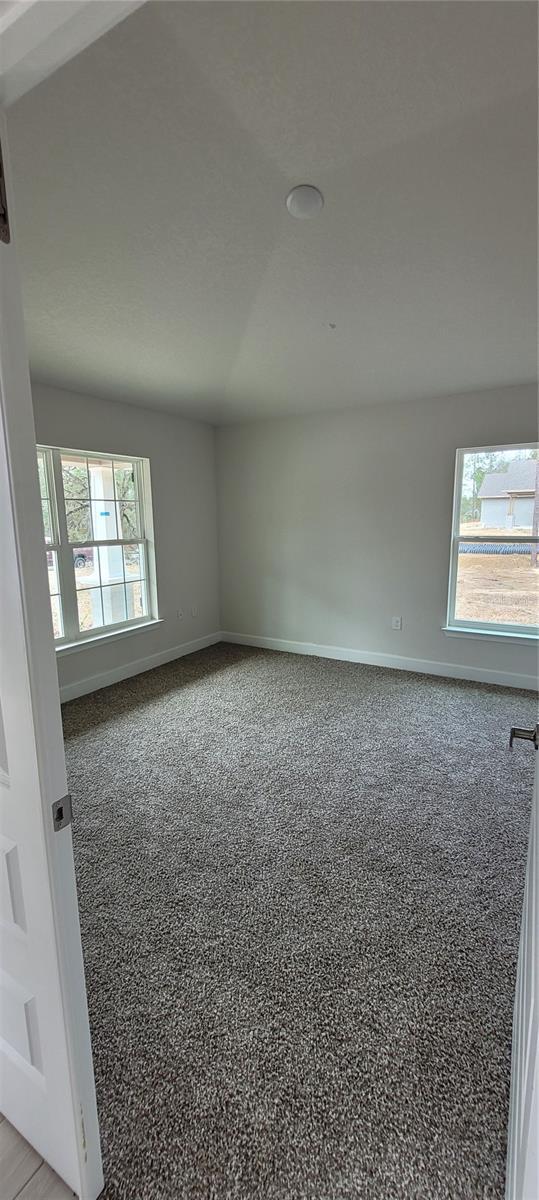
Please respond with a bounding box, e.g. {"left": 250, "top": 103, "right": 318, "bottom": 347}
{"left": 0, "top": 140, "right": 11, "bottom": 245}
{"left": 52, "top": 794, "right": 73, "bottom": 831}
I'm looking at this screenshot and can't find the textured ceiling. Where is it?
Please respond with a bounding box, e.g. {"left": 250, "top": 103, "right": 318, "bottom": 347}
{"left": 9, "top": 1, "right": 538, "bottom": 424}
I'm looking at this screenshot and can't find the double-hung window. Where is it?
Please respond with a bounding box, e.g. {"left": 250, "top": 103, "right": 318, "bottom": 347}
{"left": 37, "top": 445, "right": 155, "bottom": 646}
{"left": 447, "top": 443, "right": 539, "bottom": 638}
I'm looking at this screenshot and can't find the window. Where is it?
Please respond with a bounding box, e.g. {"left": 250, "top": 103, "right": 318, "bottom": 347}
{"left": 447, "top": 444, "right": 539, "bottom": 637}
{"left": 37, "top": 446, "right": 155, "bottom": 645}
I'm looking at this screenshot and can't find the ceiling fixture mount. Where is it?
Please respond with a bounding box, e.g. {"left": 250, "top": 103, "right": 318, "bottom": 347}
{"left": 286, "top": 184, "right": 324, "bottom": 219}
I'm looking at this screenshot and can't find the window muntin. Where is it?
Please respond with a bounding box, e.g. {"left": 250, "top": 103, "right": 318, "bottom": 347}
{"left": 448, "top": 445, "right": 539, "bottom": 636}
{"left": 37, "top": 446, "right": 153, "bottom": 644}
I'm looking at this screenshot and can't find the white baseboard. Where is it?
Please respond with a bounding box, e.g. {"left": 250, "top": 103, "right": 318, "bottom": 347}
{"left": 59, "top": 632, "right": 221, "bottom": 702}
{"left": 59, "top": 627, "right": 537, "bottom": 702}
{"left": 221, "top": 631, "right": 538, "bottom": 691}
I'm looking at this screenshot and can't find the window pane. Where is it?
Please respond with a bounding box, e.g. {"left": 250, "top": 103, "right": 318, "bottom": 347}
{"left": 41, "top": 498, "right": 52, "bottom": 544}
{"left": 118, "top": 502, "right": 140, "bottom": 539}
{"left": 91, "top": 501, "right": 118, "bottom": 541}
{"left": 49, "top": 594, "right": 63, "bottom": 639}
{"left": 126, "top": 579, "right": 147, "bottom": 621}
{"left": 114, "top": 461, "right": 136, "bottom": 501}
{"left": 37, "top": 451, "right": 47, "bottom": 498}
{"left": 89, "top": 457, "right": 114, "bottom": 500}
{"left": 62, "top": 454, "right": 89, "bottom": 499}
{"left": 102, "top": 584, "right": 127, "bottom": 626}
{"left": 36, "top": 446, "right": 151, "bottom": 641}
{"left": 47, "top": 549, "right": 59, "bottom": 594}
{"left": 66, "top": 499, "right": 92, "bottom": 543}
{"left": 123, "top": 543, "right": 144, "bottom": 580}
{"left": 99, "top": 544, "right": 124, "bottom": 585}
{"left": 455, "top": 543, "right": 539, "bottom": 628}
{"left": 459, "top": 449, "right": 538, "bottom": 537}
{"left": 73, "top": 546, "right": 99, "bottom": 589}
{"left": 77, "top": 588, "right": 104, "bottom": 632}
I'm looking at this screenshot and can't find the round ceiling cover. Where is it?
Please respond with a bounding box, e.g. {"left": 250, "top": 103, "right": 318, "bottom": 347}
{"left": 285, "top": 184, "right": 324, "bottom": 219}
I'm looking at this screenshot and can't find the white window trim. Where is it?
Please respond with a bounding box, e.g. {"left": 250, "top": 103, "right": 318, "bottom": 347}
{"left": 446, "top": 443, "right": 539, "bottom": 640}
{"left": 38, "top": 444, "right": 158, "bottom": 647}
{"left": 56, "top": 618, "right": 163, "bottom": 656}
{"left": 442, "top": 626, "right": 538, "bottom": 645}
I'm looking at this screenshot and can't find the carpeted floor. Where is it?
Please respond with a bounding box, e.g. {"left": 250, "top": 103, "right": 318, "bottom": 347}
{"left": 62, "top": 644, "right": 537, "bottom": 1200}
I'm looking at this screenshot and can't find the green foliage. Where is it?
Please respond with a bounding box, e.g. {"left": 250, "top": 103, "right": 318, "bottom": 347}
{"left": 114, "top": 465, "right": 135, "bottom": 501}
{"left": 62, "top": 463, "right": 88, "bottom": 499}
{"left": 61, "top": 459, "right": 137, "bottom": 542}
{"left": 65, "top": 499, "right": 91, "bottom": 544}
{"left": 459, "top": 495, "right": 476, "bottom": 523}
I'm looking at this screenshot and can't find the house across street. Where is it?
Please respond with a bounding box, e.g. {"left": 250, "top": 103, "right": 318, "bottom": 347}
{"left": 479, "top": 459, "right": 536, "bottom": 530}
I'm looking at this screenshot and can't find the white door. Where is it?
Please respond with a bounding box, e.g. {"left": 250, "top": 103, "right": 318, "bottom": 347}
{"left": 506, "top": 749, "right": 538, "bottom": 1199}
{"left": 0, "top": 116, "right": 103, "bottom": 1197}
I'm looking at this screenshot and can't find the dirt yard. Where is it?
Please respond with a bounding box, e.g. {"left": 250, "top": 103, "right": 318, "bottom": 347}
{"left": 455, "top": 553, "right": 539, "bottom": 626}
{"left": 460, "top": 520, "right": 533, "bottom": 536}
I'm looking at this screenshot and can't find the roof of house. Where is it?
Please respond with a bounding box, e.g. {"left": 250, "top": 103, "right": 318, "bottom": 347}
{"left": 479, "top": 459, "right": 537, "bottom": 498}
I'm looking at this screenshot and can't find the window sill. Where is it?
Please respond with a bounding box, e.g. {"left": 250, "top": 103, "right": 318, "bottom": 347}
{"left": 56, "top": 618, "right": 163, "bottom": 656}
{"left": 442, "top": 625, "right": 538, "bottom": 645}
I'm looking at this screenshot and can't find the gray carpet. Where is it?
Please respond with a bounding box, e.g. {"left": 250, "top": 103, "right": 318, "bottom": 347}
{"left": 62, "top": 644, "right": 537, "bottom": 1200}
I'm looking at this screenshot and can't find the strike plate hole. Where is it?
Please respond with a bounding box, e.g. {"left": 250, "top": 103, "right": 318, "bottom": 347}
{"left": 52, "top": 793, "right": 72, "bottom": 832}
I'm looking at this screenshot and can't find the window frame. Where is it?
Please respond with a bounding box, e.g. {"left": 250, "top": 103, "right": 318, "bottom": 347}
{"left": 37, "top": 444, "right": 157, "bottom": 647}
{"left": 446, "top": 442, "right": 539, "bottom": 639}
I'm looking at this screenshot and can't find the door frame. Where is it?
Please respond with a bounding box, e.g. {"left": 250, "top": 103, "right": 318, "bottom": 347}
{"left": 1, "top": 106, "right": 106, "bottom": 1200}
{"left": 0, "top": 2, "right": 144, "bottom": 1194}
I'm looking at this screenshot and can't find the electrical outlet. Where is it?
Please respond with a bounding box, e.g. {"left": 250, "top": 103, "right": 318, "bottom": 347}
{"left": 391, "top": 616, "right": 402, "bottom": 631}
{"left": 191, "top": 605, "right": 198, "bottom": 618}
{"left": 177, "top": 609, "right": 183, "bottom": 620}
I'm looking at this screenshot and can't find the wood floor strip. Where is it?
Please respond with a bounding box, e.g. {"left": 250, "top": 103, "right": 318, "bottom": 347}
{"left": 0, "top": 1121, "right": 42, "bottom": 1200}
{"left": 16, "top": 1162, "right": 75, "bottom": 1199}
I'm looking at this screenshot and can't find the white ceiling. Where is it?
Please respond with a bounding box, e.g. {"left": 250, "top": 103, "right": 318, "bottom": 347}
{"left": 9, "top": 1, "right": 538, "bottom": 424}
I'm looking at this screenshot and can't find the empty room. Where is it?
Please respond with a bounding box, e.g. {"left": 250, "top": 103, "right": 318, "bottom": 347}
{"left": 0, "top": 3, "right": 537, "bottom": 1200}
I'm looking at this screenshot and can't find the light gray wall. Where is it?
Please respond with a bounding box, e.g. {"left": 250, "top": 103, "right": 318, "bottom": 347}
{"left": 216, "top": 384, "right": 538, "bottom": 685}
{"left": 32, "top": 383, "right": 220, "bottom": 695}
{"left": 34, "top": 381, "right": 538, "bottom": 695}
